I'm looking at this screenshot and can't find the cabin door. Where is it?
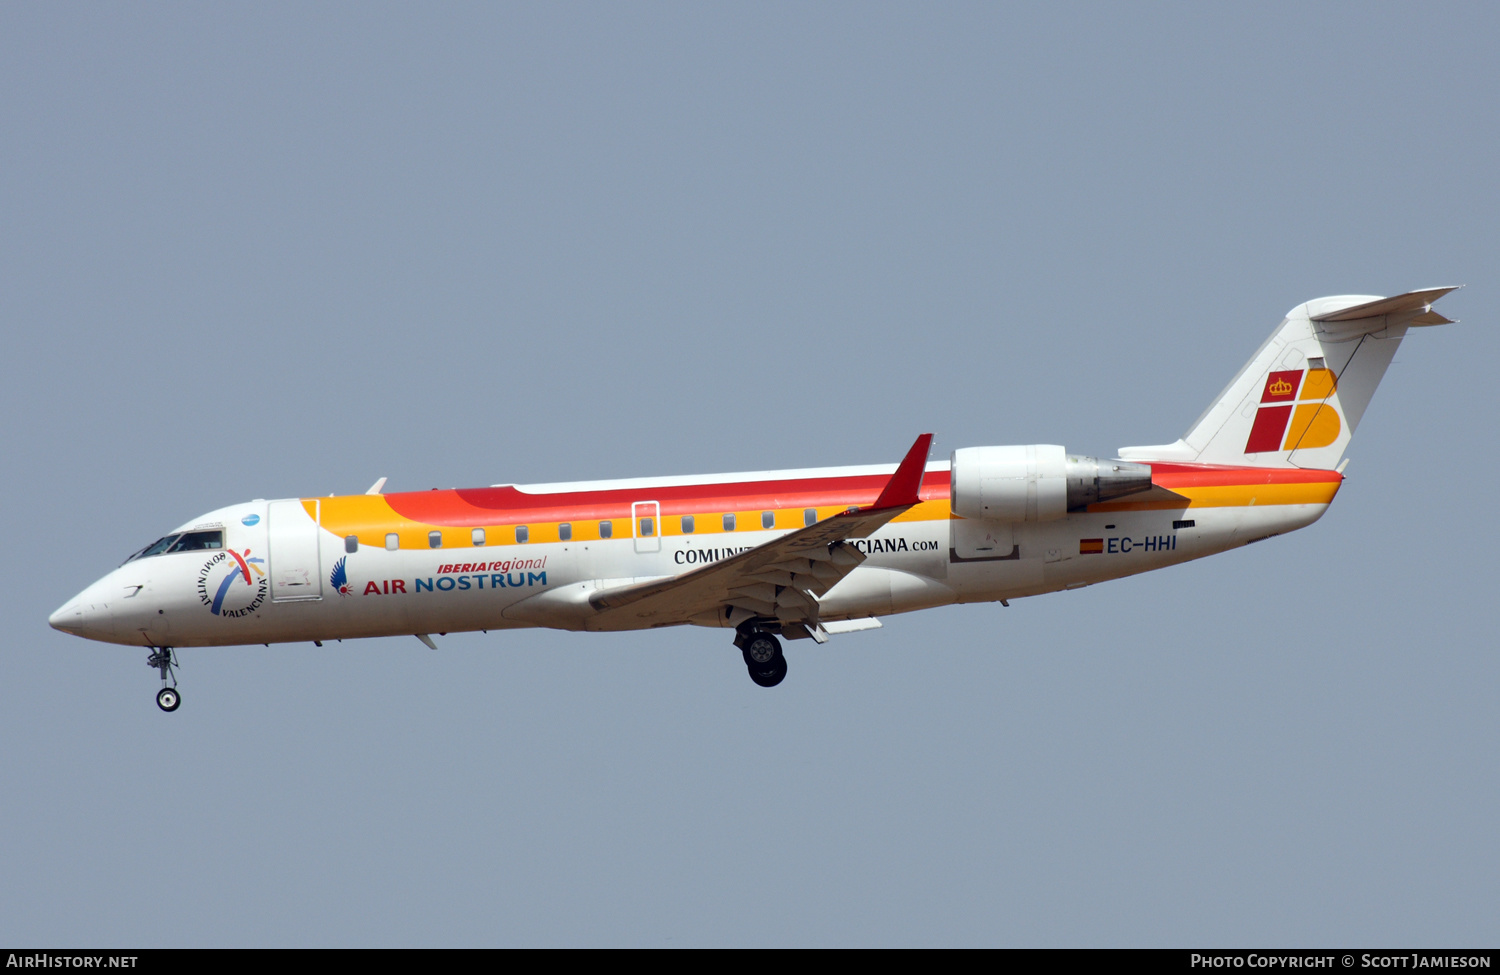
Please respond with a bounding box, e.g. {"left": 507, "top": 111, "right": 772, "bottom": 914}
{"left": 267, "top": 500, "right": 324, "bottom": 601}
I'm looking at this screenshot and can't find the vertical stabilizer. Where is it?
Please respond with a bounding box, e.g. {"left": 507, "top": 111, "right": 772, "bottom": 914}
{"left": 1119, "top": 288, "right": 1457, "bottom": 469}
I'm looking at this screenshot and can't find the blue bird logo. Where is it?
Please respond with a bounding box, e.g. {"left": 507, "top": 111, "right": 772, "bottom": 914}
{"left": 330, "top": 556, "right": 352, "bottom": 596}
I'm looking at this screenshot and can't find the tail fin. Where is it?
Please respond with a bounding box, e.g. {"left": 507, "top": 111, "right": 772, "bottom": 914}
{"left": 1120, "top": 287, "right": 1459, "bottom": 469}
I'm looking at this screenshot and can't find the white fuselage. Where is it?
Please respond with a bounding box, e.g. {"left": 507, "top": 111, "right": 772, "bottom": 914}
{"left": 49, "top": 460, "right": 1330, "bottom": 650}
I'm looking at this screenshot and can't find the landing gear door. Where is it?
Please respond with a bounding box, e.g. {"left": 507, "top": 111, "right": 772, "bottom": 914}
{"left": 632, "top": 500, "right": 661, "bottom": 554}
{"left": 268, "top": 500, "right": 324, "bottom": 601}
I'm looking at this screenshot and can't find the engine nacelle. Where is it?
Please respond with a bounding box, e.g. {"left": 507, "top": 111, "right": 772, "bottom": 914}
{"left": 950, "top": 444, "right": 1068, "bottom": 522}
{"left": 950, "top": 446, "right": 1153, "bottom": 522}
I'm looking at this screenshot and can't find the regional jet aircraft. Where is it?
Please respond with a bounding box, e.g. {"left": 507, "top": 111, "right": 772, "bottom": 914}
{"left": 50, "top": 288, "right": 1458, "bottom": 709}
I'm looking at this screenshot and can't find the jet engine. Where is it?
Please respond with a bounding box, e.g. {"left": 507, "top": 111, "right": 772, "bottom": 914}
{"left": 949, "top": 445, "right": 1153, "bottom": 522}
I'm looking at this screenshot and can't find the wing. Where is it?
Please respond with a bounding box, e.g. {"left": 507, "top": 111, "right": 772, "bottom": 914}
{"left": 587, "top": 434, "right": 934, "bottom": 638}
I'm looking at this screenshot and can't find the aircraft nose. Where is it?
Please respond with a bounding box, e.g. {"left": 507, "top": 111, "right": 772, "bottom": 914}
{"left": 49, "top": 590, "right": 116, "bottom": 640}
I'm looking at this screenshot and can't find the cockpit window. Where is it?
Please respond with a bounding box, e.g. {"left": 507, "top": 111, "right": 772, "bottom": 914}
{"left": 167, "top": 530, "right": 223, "bottom": 553}
{"left": 125, "top": 535, "right": 179, "bottom": 563}
{"left": 124, "top": 529, "right": 223, "bottom": 563}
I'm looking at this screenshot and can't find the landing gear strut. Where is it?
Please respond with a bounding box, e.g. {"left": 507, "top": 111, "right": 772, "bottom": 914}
{"left": 147, "top": 647, "right": 180, "bottom": 712}
{"left": 737, "top": 630, "right": 787, "bottom": 688}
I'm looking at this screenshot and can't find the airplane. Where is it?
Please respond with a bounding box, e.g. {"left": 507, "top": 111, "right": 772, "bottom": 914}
{"left": 50, "top": 287, "right": 1458, "bottom": 710}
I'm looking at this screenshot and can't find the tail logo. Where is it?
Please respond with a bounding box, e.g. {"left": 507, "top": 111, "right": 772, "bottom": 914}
{"left": 1245, "top": 368, "right": 1340, "bottom": 453}
{"left": 1260, "top": 370, "right": 1303, "bottom": 403}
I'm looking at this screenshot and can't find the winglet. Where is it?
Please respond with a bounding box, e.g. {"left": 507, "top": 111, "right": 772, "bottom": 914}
{"left": 871, "top": 433, "right": 933, "bottom": 510}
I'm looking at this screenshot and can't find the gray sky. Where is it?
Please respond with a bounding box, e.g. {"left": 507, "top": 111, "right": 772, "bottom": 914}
{"left": 3, "top": 3, "right": 1496, "bottom": 947}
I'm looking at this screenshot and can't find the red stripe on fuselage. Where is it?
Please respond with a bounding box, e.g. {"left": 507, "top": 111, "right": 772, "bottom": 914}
{"left": 386, "top": 471, "right": 955, "bottom": 528}
{"left": 1145, "top": 462, "right": 1342, "bottom": 488}
{"left": 377, "top": 463, "right": 1335, "bottom": 528}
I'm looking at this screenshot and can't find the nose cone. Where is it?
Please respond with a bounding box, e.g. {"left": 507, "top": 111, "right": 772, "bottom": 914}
{"left": 49, "top": 589, "right": 117, "bottom": 641}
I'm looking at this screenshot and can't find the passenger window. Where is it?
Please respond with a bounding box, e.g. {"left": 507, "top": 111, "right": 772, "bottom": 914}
{"left": 681, "top": 515, "right": 695, "bottom": 534}
{"left": 516, "top": 526, "right": 529, "bottom": 544}
{"left": 345, "top": 535, "right": 358, "bottom": 554}
{"left": 386, "top": 533, "right": 399, "bottom": 551}
{"left": 599, "top": 521, "right": 613, "bottom": 539}
{"left": 559, "top": 523, "right": 572, "bottom": 541}
{"left": 472, "top": 528, "right": 486, "bottom": 546}
{"left": 762, "top": 511, "right": 775, "bottom": 529}
{"left": 722, "top": 513, "right": 735, "bottom": 531}
{"left": 639, "top": 517, "right": 654, "bottom": 537}
{"left": 429, "top": 531, "right": 443, "bottom": 549}
{"left": 804, "top": 508, "right": 817, "bottom": 526}
{"left": 167, "top": 530, "right": 223, "bottom": 553}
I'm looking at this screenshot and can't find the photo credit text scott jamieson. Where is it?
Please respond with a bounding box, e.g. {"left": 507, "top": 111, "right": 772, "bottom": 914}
{"left": 1190, "top": 954, "right": 1493, "bottom": 969}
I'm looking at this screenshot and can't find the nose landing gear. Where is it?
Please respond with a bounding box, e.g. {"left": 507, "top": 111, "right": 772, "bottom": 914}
{"left": 737, "top": 630, "right": 787, "bottom": 687}
{"left": 147, "top": 647, "right": 180, "bottom": 712}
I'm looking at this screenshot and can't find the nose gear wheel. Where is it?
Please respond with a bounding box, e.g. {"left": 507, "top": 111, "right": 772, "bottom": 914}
{"left": 146, "top": 647, "right": 180, "bottom": 712}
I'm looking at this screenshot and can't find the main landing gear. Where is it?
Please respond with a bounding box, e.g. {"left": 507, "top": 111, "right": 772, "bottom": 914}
{"left": 737, "top": 629, "right": 787, "bottom": 688}
{"left": 147, "top": 647, "right": 180, "bottom": 712}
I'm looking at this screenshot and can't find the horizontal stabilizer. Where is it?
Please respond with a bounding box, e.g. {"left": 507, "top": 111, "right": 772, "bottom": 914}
{"left": 1311, "top": 286, "right": 1460, "bottom": 322}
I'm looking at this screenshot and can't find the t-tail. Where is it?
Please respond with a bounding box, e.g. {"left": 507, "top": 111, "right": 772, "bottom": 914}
{"left": 1120, "top": 287, "right": 1460, "bottom": 469}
